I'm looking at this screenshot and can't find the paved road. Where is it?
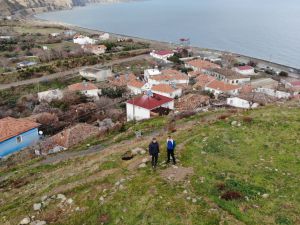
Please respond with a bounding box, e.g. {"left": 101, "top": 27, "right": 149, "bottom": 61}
{"left": 0, "top": 54, "right": 149, "bottom": 90}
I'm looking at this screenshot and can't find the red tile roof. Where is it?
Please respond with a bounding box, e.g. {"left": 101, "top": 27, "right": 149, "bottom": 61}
{"left": 194, "top": 74, "right": 216, "bottom": 88}
{"left": 151, "top": 84, "right": 178, "bottom": 93}
{"left": 150, "top": 69, "right": 188, "bottom": 81}
{"left": 206, "top": 80, "right": 240, "bottom": 92}
{"left": 186, "top": 59, "right": 220, "bottom": 70}
{"left": 237, "top": 65, "right": 254, "bottom": 71}
{"left": 127, "top": 93, "right": 173, "bottom": 110}
{"left": 0, "top": 117, "right": 40, "bottom": 142}
{"left": 127, "top": 80, "right": 145, "bottom": 88}
{"left": 68, "top": 82, "right": 98, "bottom": 91}
{"left": 153, "top": 50, "right": 174, "bottom": 56}
{"left": 290, "top": 81, "right": 300, "bottom": 86}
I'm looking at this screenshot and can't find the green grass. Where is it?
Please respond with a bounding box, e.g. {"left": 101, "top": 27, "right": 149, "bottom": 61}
{"left": 1, "top": 103, "right": 300, "bottom": 225}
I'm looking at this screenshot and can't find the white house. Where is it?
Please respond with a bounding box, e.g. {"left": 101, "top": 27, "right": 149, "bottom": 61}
{"left": 73, "top": 35, "right": 96, "bottom": 45}
{"left": 16, "top": 61, "right": 37, "bottom": 68}
{"left": 99, "top": 33, "right": 110, "bottom": 41}
{"left": 227, "top": 97, "right": 258, "bottom": 109}
{"left": 150, "top": 50, "right": 174, "bottom": 62}
{"left": 234, "top": 66, "right": 255, "bottom": 76}
{"left": 254, "top": 88, "right": 291, "bottom": 99}
{"left": 126, "top": 93, "right": 174, "bottom": 121}
{"left": 38, "top": 89, "right": 64, "bottom": 103}
{"left": 204, "top": 80, "right": 240, "bottom": 96}
{"left": 68, "top": 82, "right": 101, "bottom": 99}
{"left": 207, "top": 68, "right": 250, "bottom": 85}
{"left": 80, "top": 68, "right": 113, "bottom": 82}
{"left": 127, "top": 80, "right": 146, "bottom": 95}
{"left": 148, "top": 69, "right": 189, "bottom": 86}
{"left": 144, "top": 68, "right": 161, "bottom": 81}
{"left": 151, "top": 84, "right": 182, "bottom": 98}
{"left": 185, "top": 59, "right": 220, "bottom": 73}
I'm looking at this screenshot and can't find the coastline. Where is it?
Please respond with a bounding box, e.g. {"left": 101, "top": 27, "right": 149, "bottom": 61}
{"left": 20, "top": 6, "right": 300, "bottom": 74}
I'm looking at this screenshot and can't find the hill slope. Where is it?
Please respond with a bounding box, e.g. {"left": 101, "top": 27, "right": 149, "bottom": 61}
{"left": 0, "top": 0, "right": 131, "bottom": 16}
{"left": 0, "top": 102, "right": 300, "bottom": 225}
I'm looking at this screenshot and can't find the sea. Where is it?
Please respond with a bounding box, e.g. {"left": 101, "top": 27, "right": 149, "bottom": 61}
{"left": 37, "top": 0, "right": 300, "bottom": 69}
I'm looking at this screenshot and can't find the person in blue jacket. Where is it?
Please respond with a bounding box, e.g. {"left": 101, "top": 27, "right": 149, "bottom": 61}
{"left": 166, "top": 136, "right": 176, "bottom": 165}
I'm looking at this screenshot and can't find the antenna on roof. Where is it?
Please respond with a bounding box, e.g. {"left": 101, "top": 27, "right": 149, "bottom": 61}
{"left": 146, "top": 90, "right": 153, "bottom": 97}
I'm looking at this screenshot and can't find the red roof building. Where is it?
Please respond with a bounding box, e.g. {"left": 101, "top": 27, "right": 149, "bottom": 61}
{"left": 126, "top": 93, "right": 174, "bottom": 121}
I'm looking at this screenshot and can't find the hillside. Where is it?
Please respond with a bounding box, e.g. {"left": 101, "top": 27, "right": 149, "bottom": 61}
{"left": 0, "top": 0, "right": 132, "bottom": 16}
{"left": 0, "top": 102, "right": 300, "bottom": 225}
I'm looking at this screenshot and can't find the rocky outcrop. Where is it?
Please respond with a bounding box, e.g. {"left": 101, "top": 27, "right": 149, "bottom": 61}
{"left": 0, "top": 0, "right": 133, "bottom": 17}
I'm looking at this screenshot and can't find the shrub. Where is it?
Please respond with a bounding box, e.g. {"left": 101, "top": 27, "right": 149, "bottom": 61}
{"left": 221, "top": 191, "right": 243, "bottom": 201}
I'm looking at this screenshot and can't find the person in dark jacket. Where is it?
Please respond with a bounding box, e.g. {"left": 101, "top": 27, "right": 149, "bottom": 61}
{"left": 166, "top": 136, "right": 176, "bottom": 165}
{"left": 149, "top": 137, "right": 160, "bottom": 168}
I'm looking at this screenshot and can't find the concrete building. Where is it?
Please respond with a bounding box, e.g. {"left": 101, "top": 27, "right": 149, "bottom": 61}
{"left": 254, "top": 88, "right": 291, "bottom": 99}
{"left": 150, "top": 50, "right": 174, "bottom": 62}
{"left": 68, "top": 82, "right": 100, "bottom": 99}
{"left": 38, "top": 89, "right": 63, "bottom": 103}
{"left": 127, "top": 80, "right": 146, "bottom": 95}
{"left": 80, "top": 68, "right": 113, "bottom": 82}
{"left": 204, "top": 80, "right": 240, "bottom": 96}
{"left": 151, "top": 84, "right": 182, "bottom": 98}
{"left": 144, "top": 68, "right": 161, "bottom": 81}
{"left": 73, "top": 35, "right": 96, "bottom": 45}
{"left": 99, "top": 33, "right": 110, "bottom": 41}
{"left": 227, "top": 97, "right": 258, "bottom": 109}
{"left": 234, "top": 65, "right": 255, "bottom": 75}
{"left": 208, "top": 68, "right": 250, "bottom": 85}
{"left": 126, "top": 93, "right": 174, "bottom": 121}
{"left": 148, "top": 69, "right": 189, "bottom": 86}
{"left": 0, "top": 117, "right": 40, "bottom": 158}
{"left": 185, "top": 59, "right": 220, "bottom": 73}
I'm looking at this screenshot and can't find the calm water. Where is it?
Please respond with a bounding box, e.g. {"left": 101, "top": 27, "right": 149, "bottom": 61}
{"left": 37, "top": 0, "right": 300, "bottom": 68}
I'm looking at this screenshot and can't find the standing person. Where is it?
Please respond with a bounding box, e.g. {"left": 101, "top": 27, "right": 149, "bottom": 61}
{"left": 149, "top": 137, "right": 160, "bottom": 169}
{"left": 166, "top": 136, "right": 176, "bottom": 165}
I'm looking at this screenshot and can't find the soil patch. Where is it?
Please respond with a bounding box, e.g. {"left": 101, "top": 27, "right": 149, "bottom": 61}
{"left": 160, "top": 166, "right": 194, "bottom": 182}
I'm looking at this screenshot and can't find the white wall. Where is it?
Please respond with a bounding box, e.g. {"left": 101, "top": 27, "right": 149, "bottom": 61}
{"left": 227, "top": 97, "right": 258, "bottom": 109}
{"left": 235, "top": 68, "right": 255, "bottom": 75}
{"left": 255, "top": 88, "right": 291, "bottom": 99}
{"left": 152, "top": 89, "right": 182, "bottom": 98}
{"left": 128, "top": 86, "right": 143, "bottom": 95}
{"left": 126, "top": 103, "right": 150, "bottom": 121}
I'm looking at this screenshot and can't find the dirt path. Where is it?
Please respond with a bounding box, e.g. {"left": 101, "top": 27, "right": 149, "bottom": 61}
{"left": 0, "top": 54, "right": 149, "bottom": 90}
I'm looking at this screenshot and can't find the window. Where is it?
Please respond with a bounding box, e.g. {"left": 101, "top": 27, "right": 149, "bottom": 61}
{"left": 16, "top": 136, "right": 22, "bottom": 143}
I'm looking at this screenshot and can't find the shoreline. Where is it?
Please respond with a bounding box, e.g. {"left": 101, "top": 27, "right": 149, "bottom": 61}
{"left": 18, "top": 7, "right": 300, "bottom": 75}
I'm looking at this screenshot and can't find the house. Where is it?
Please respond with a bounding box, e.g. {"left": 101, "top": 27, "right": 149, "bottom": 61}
{"left": 82, "top": 44, "right": 107, "bottom": 55}
{"left": 282, "top": 79, "right": 300, "bottom": 94}
{"left": 254, "top": 88, "right": 291, "bottom": 99}
{"left": 208, "top": 68, "right": 250, "bottom": 85}
{"left": 16, "top": 61, "right": 37, "bottom": 68}
{"left": 0, "top": 117, "right": 40, "bottom": 158}
{"left": 144, "top": 68, "right": 161, "bottom": 80}
{"left": 50, "top": 33, "right": 60, "bottom": 37}
{"left": 42, "top": 123, "right": 99, "bottom": 151}
{"left": 80, "top": 68, "right": 113, "bottom": 82}
{"left": 42, "top": 46, "right": 49, "bottom": 50}
{"left": 126, "top": 93, "right": 174, "bottom": 121}
{"left": 68, "top": 82, "right": 100, "bottom": 99}
{"left": 109, "top": 73, "right": 137, "bottom": 87}
{"left": 234, "top": 65, "right": 255, "bottom": 75}
{"left": 193, "top": 74, "right": 216, "bottom": 89}
{"left": 176, "top": 94, "right": 210, "bottom": 111}
{"left": 250, "top": 78, "right": 278, "bottom": 89}
{"left": 0, "top": 36, "right": 12, "bottom": 40}
{"left": 185, "top": 59, "right": 220, "bottom": 73}
{"left": 38, "top": 89, "right": 64, "bottom": 103}
{"left": 227, "top": 97, "right": 258, "bottom": 109}
{"left": 73, "top": 34, "right": 96, "bottom": 45}
{"left": 204, "top": 80, "right": 240, "bottom": 96}
{"left": 148, "top": 69, "right": 189, "bottom": 86}
{"left": 127, "top": 80, "right": 146, "bottom": 95}
{"left": 151, "top": 84, "right": 182, "bottom": 98}
{"left": 150, "top": 50, "right": 174, "bottom": 62}
{"left": 99, "top": 33, "right": 110, "bottom": 41}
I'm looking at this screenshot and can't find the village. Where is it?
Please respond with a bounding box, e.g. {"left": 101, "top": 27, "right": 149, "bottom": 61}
{"left": 1, "top": 18, "right": 300, "bottom": 160}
